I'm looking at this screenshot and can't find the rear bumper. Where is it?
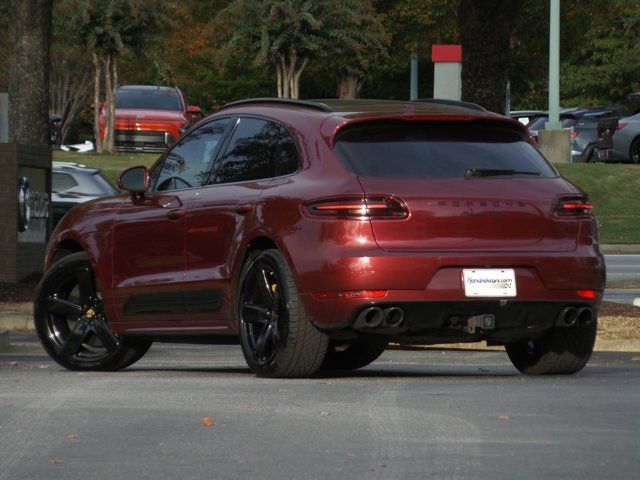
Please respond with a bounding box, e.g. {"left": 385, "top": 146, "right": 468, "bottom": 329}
{"left": 303, "top": 296, "right": 599, "bottom": 345}
{"left": 295, "top": 245, "right": 605, "bottom": 334}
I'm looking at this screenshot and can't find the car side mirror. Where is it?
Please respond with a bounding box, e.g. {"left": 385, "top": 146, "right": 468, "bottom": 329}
{"left": 118, "top": 166, "right": 150, "bottom": 199}
{"left": 188, "top": 105, "right": 202, "bottom": 115}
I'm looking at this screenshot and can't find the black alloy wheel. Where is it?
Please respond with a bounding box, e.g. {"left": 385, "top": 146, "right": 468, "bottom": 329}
{"left": 238, "top": 249, "right": 328, "bottom": 378}
{"left": 239, "top": 258, "right": 284, "bottom": 367}
{"left": 34, "top": 252, "right": 151, "bottom": 371}
{"left": 630, "top": 138, "right": 640, "bottom": 164}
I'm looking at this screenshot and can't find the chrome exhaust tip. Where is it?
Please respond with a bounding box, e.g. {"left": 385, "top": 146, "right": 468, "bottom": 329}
{"left": 356, "top": 307, "right": 384, "bottom": 328}
{"left": 577, "top": 307, "right": 594, "bottom": 326}
{"left": 557, "top": 307, "right": 578, "bottom": 327}
{"left": 383, "top": 307, "right": 404, "bottom": 328}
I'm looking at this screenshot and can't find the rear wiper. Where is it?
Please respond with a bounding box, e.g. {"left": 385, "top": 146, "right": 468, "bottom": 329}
{"left": 465, "top": 168, "right": 540, "bottom": 178}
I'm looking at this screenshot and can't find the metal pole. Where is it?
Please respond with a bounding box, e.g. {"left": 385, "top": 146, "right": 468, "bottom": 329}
{"left": 410, "top": 53, "right": 418, "bottom": 101}
{"left": 546, "top": 0, "right": 562, "bottom": 130}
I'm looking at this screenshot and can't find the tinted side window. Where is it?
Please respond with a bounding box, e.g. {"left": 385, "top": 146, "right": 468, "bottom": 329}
{"left": 275, "top": 126, "right": 300, "bottom": 177}
{"left": 215, "top": 118, "right": 284, "bottom": 184}
{"left": 155, "top": 119, "right": 229, "bottom": 191}
{"left": 52, "top": 172, "right": 78, "bottom": 192}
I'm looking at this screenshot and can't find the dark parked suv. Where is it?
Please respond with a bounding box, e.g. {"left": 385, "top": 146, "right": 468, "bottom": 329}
{"left": 36, "top": 99, "right": 604, "bottom": 378}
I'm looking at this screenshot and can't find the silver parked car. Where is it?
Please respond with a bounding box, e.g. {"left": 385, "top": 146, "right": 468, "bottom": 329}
{"left": 608, "top": 113, "right": 640, "bottom": 163}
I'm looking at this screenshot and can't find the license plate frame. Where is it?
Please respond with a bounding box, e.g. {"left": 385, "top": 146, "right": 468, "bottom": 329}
{"left": 462, "top": 269, "right": 517, "bottom": 297}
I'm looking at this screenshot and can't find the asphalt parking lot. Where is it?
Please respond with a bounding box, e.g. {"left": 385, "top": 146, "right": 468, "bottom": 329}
{"left": 1, "top": 336, "right": 638, "bottom": 480}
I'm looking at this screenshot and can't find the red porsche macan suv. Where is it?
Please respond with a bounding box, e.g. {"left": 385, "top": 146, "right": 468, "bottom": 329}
{"left": 35, "top": 99, "right": 605, "bottom": 377}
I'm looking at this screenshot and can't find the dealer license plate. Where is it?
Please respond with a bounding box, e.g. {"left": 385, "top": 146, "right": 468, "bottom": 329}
{"left": 463, "top": 269, "right": 517, "bottom": 297}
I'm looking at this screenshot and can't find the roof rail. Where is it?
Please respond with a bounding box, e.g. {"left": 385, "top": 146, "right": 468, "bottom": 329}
{"left": 414, "top": 98, "right": 487, "bottom": 112}
{"left": 219, "top": 97, "right": 333, "bottom": 112}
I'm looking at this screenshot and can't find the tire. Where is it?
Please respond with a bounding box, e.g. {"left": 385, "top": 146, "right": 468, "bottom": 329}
{"left": 34, "top": 252, "right": 152, "bottom": 371}
{"left": 505, "top": 320, "right": 597, "bottom": 375}
{"left": 322, "top": 339, "right": 388, "bottom": 370}
{"left": 630, "top": 138, "right": 640, "bottom": 164}
{"left": 585, "top": 148, "right": 599, "bottom": 163}
{"left": 238, "top": 249, "right": 329, "bottom": 378}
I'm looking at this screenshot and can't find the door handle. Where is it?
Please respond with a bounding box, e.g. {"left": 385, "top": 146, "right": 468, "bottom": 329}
{"left": 235, "top": 204, "right": 253, "bottom": 215}
{"left": 166, "top": 209, "right": 185, "bottom": 221}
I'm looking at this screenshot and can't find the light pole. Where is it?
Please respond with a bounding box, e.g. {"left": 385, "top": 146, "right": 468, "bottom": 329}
{"left": 546, "top": 0, "right": 561, "bottom": 130}
{"left": 410, "top": 53, "right": 418, "bottom": 101}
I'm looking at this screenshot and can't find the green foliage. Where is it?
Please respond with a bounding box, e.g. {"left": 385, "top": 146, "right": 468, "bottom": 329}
{"left": 560, "top": 2, "right": 640, "bottom": 106}
{"left": 80, "top": 0, "right": 170, "bottom": 56}
{"left": 510, "top": 0, "right": 640, "bottom": 109}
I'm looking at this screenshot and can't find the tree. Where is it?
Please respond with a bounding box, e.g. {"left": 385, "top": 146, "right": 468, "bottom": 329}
{"left": 217, "top": 0, "right": 388, "bottom": 99}
{"left": 8, "top": 0, "right": 53, "bottom": 146}
{"left": 80, "top": 0, "right": 169, "bottom": 153}
{"left": 458, "top": 0, "right": 523, "bottom": 114}
{"left": 50, "top": 0, "right": 93, "bottom": 144}
{"left": 560, "top": 1, "right": 640, "bottom": 105}
{"left": 331, "top": 1, "right": 389, "bottom": 99}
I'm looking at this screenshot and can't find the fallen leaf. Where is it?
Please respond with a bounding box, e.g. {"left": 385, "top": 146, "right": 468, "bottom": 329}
{"left": 38, "top": 365, "right": 49, "bottom": 369}
{"left": 52, "top": 459, "right": 63, "bottom": 465}
{"left": 9, "top": 362, "right": 18, "bottom": 367}
{"left": 66, "top": 434, "right": 79, "bottom": 440}
{"left": 320, "top": 412, "right": 330, "bottom": 416}
{"left": 498, "top": 415, "right": 510, "bottom": 420}
{"left": 202, "top": 417, "right": 214, "bottom": 427}
{"left": 631, "top": 356, "right": 640, "bottom": 362}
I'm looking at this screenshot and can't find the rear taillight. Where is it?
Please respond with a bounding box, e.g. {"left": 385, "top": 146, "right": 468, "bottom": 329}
{"left": 616, "top": 123, "right": 627, "bottom": 131}
{"left": 554, "top": 196, "right": 593, "bottom": 216}
{"left": 305, "top": 195, "right": 408, "bottom": 219}
{"left": 571, "top": 130, "right": 579, "bottom": 139}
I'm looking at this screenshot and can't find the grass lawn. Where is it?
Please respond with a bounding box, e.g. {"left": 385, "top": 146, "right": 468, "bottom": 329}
{"left": 53, "top": 151, "right": 640, "bottom": 244}
{"left": 555, "top": 163, "right": 640, "bottom": 244}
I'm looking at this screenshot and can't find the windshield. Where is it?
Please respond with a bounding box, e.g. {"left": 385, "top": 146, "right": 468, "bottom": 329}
{"left": 333, "top": 121, "right": 557, "bottom": 179}
{"left": 116, "top": 89, "right": 182, "bottom": 111}
{"left": 527, "top": 117, "right": 576, "bottom": 130}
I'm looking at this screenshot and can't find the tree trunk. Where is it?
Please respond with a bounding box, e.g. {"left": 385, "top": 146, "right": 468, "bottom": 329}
{"left": 458, "top": 0, "right": 523, "bottom": 114}
{"left": 102, "top": 54, "right": 114, "bottom": 154}
{"left": 92, "top": 52, "right": 103, "bottom": 154}
{"left": 279, "top": 54, "right": 289, "bottom": 98}
{"left": 8, "top": 0, "right": 53, "bottom": 146}
{"left": 276, "top": 60, "right": 283, "bottom": 98}
{"left": 337, "top": 72, "right": 363, "bottom": 99}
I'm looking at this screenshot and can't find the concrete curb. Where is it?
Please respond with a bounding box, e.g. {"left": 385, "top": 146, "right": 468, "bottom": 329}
{"left": 0, "top": 329, "right": 9, "bottom": 353}
{"left": 600, "top": 244, "right": 640, "bottom": 254}
{"left": 392, "top": 338, "right": 640, "bottom": 353}
{"left": 0, "top": 302, "right": 32, "bottom": 331}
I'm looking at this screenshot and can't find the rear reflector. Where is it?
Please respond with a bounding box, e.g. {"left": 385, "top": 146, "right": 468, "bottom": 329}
{"left": 312, "top": 290, "right": 387, "bottom": 300}
{"left": 305, "top": 195, "right": 408, "bottom": 219}
{"left": 617, "top": 123, "right": 627, "bottom": 131}
{"left": 577, "top": 290, "right": 596, "bottom": 299}
{"left": 571, "top": 130, "right": 579, "bottom": 139}
{"left": 554, "top": 196, "right": 593, "bottom": 216}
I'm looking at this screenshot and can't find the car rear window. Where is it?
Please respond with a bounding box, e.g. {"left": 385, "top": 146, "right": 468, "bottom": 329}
{"left": 333, "top": 121, "right": 557, "bottom": 179}
{"left": 116, "top": 89, "right": 182, "bottom": 111}
{"left": 527, "top": 116, "right": 576, "bottom": 130}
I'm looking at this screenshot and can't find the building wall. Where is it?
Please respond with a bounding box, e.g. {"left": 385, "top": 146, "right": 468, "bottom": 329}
{"left": 0, "top": 143, "right": 51, "bottom": 282}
